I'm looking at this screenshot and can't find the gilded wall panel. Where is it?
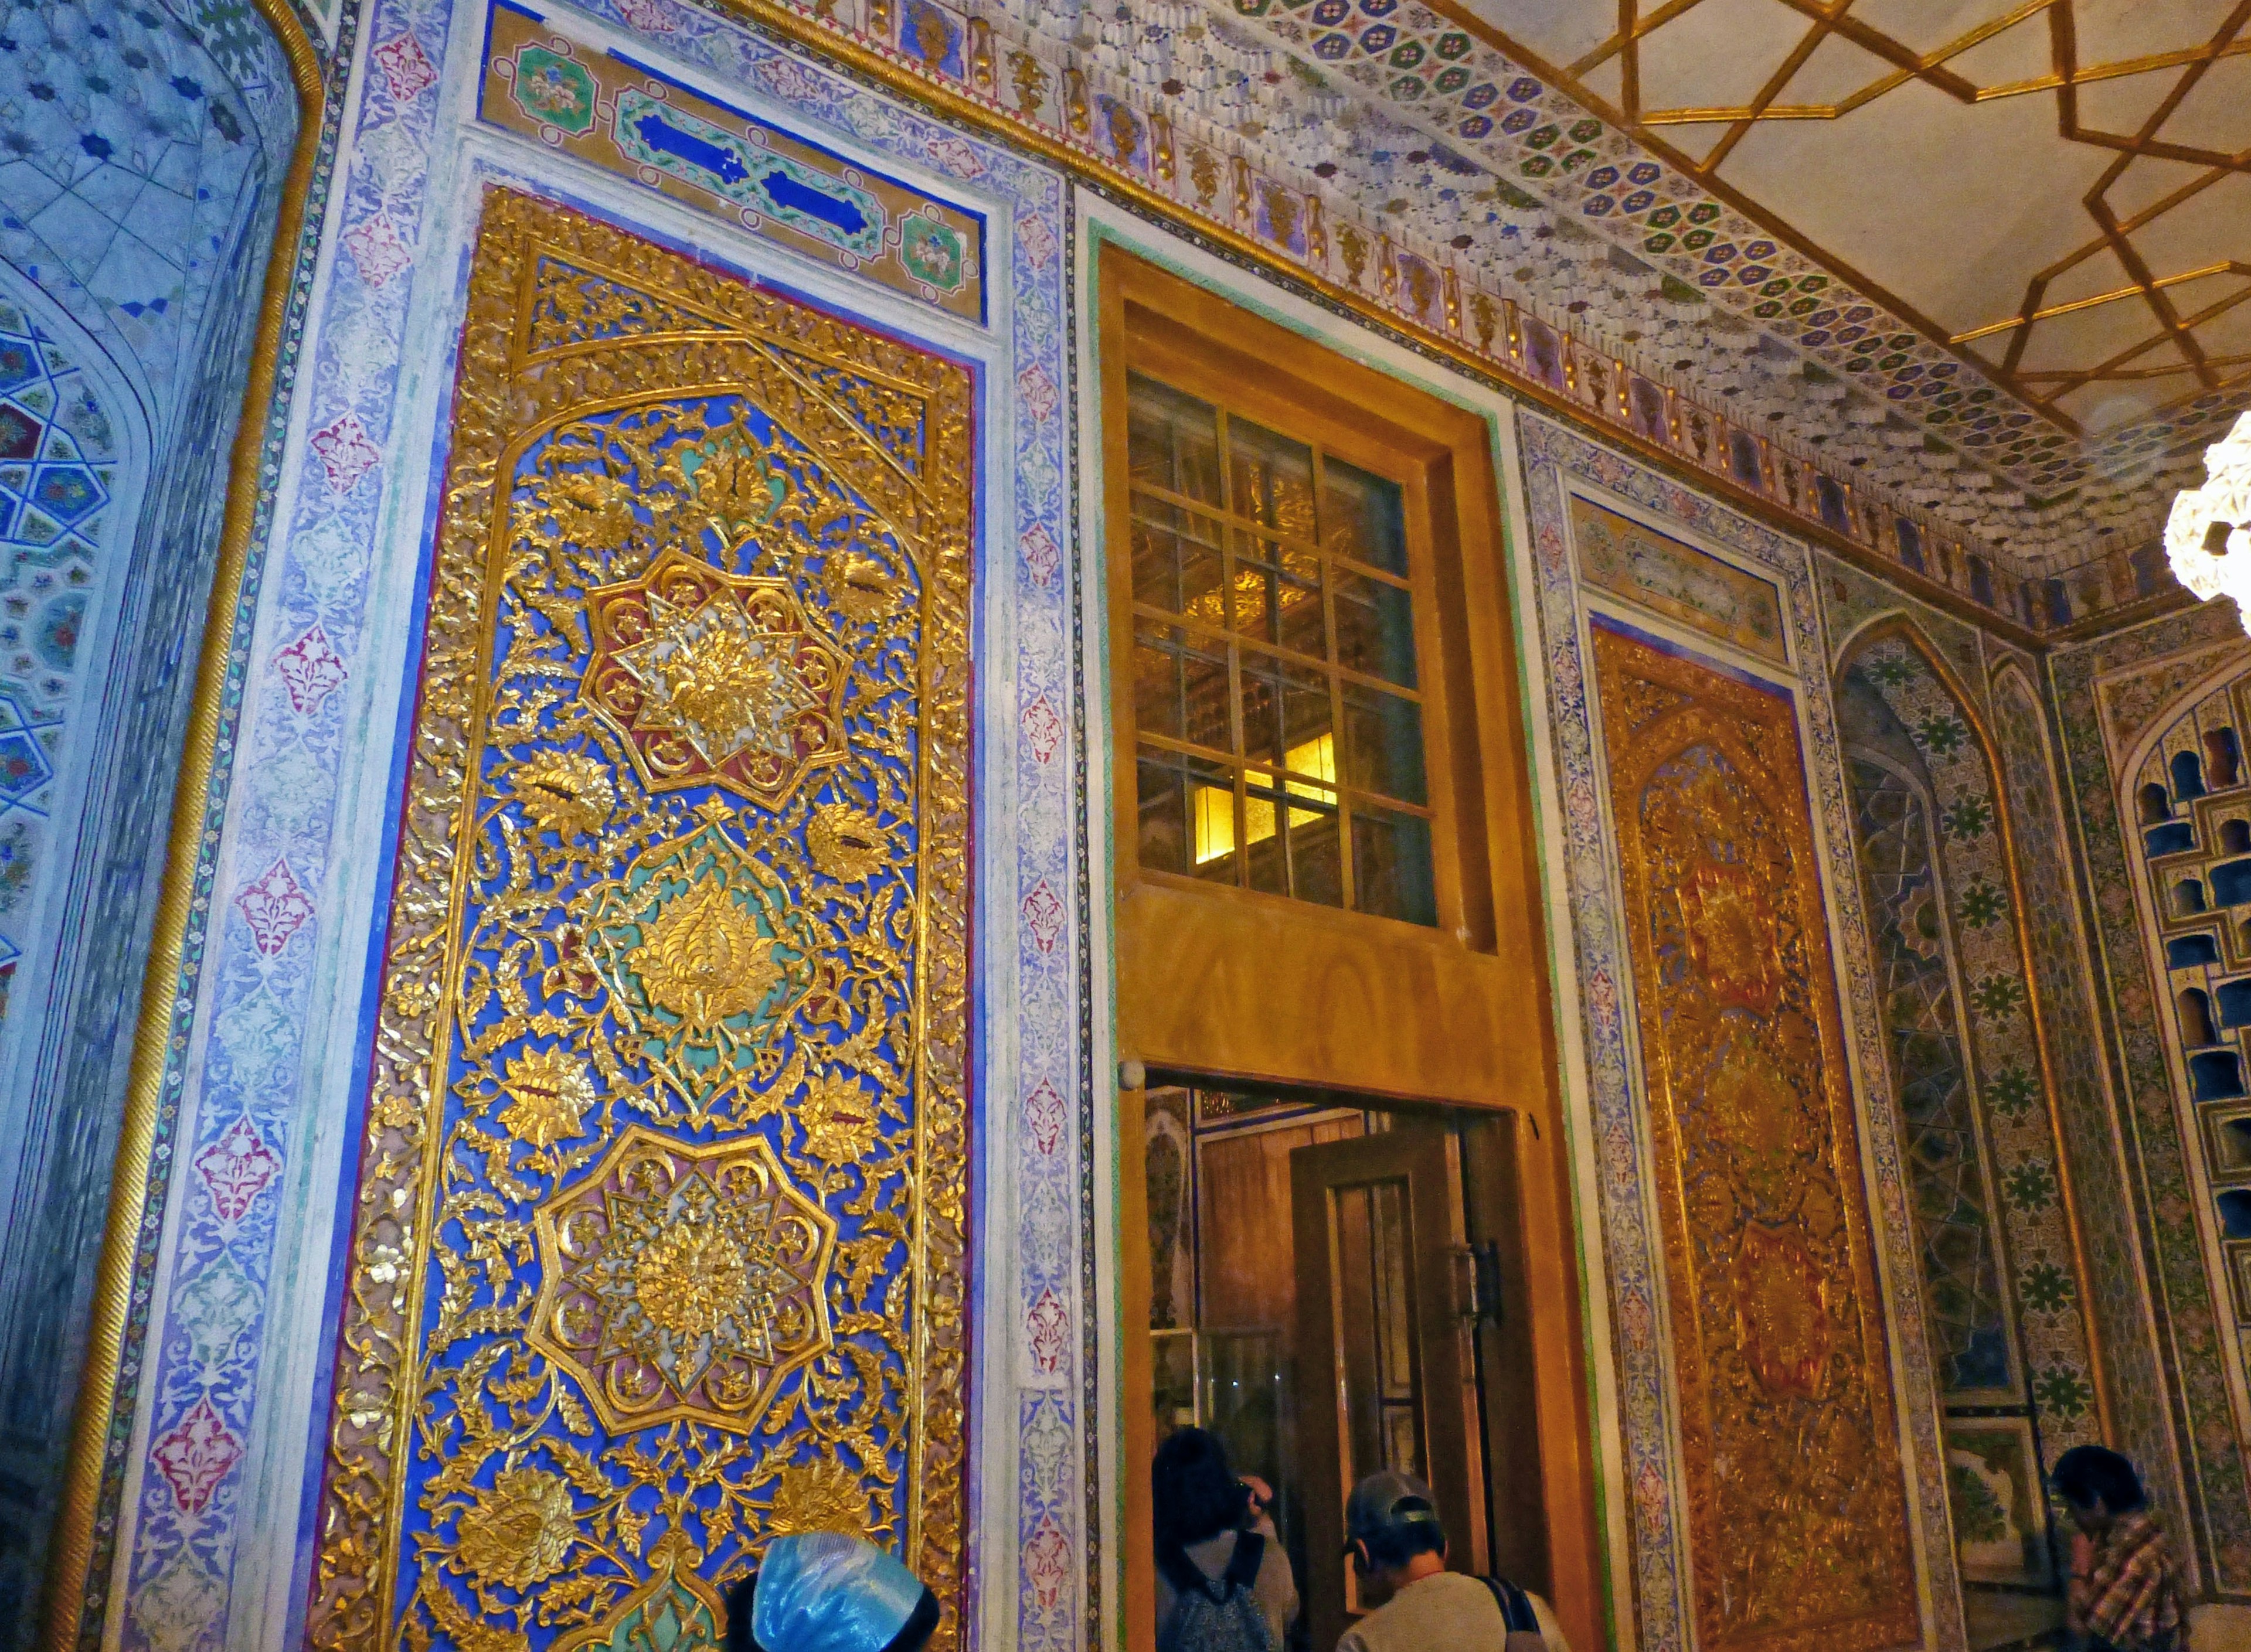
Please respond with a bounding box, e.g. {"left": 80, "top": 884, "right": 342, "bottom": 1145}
{"left": 307, "top": 189, "right": 972, "bottom": 1649}
{"left": 1590, "top": 621, "right": 1919, "bottom": 1652}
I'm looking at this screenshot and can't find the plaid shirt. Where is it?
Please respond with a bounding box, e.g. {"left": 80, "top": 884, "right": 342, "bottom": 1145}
{"left": 2069, "top": 1511, "right": 2187, "bottom": 1652}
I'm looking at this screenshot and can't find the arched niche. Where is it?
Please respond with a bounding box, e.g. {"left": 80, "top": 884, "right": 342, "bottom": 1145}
{"left": 0, "top": 0, "right": 301, "bottom": 1625}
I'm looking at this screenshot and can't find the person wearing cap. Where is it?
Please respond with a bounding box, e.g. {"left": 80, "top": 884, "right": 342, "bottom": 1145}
{"left": 724, "top": 1531, "right": 941, "bottom": 1652}
{"left": 1338, "top": 1469, "right": 1570, "bottom": 1652}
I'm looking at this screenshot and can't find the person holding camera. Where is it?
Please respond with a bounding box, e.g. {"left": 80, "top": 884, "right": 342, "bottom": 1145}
{"left": 1152, "top": 1427, "right": 1299, "bottom": 1651}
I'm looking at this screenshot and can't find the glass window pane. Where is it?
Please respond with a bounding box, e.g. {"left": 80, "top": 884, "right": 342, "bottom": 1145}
{"left": 1241, "top": 647, "right": 1332, "bottom": 774}
{"left": 1140, "top": 745, "right": 1237, "bottom": 881}
{"left": 1351, "top": 806, "right": 1436, "bottom": 925}
{"left": 1333, "top": 567, "right": 1417, "bottom": 689}
{"left": 1137, "top": 748, "right": 1192, "bottom": 877}
{"left": 1234, "top": 531, "right": 1324, "bottom": 656}
{"left": 1322, "top": 455, "right": 1407, "bottom": 575}
{"left": 1124, "top": 378, "right": 1445, "bottom": 928}
{"left": 1134, "top": 621, "right": 1230, "bottom": 752}
{"left": 1128, "top": 374, "right": 1223, "bottom": 505}
{"left": 1332, "top": 1177, "right": 1423, "bottom": 1495}
{"left": 1342, "top": 683, "right": 1427, "bottom": 806}
{"left": 1246, "top": 769, "right": 1342, "bottom": 907}
{"left": 1244, "top": 769, "right": 1289, "bottom": 898}
{"left": 1130, "top": 497, "right": 1225, "bottom": 617}
{"left": 1227, "top": 416, "right": 1317, "bottom": 539}
{"left": 1289, "top": 796, "right": 1345, "bottom": 907}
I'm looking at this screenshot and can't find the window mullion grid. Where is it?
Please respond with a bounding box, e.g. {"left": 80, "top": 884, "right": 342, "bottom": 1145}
{"left": 1216, "top": 408, "right": 1249, "bottom": 890}
{"left": 1135, "top": 601, "right": 1424, "bottom": 711}
{"left": 1134, "top": 478, "right": 1407, "bottom": 592}
{"left": 1314, "top": 445, "right": 1356, "bottom": 912}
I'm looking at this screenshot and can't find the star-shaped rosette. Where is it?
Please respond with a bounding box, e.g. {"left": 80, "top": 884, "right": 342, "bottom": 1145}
{"left": 583, "top": 548, "right": 848, "bottom": 808}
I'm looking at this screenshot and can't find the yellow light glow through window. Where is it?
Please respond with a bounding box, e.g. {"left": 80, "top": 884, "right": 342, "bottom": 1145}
{"left": 1191, "top": 734, "right": 1336, "bottom": 864}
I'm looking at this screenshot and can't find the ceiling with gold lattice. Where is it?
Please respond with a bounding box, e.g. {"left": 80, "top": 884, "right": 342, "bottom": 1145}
{"left": 1455, "top": 0, "right": 2251, "bottom": 438}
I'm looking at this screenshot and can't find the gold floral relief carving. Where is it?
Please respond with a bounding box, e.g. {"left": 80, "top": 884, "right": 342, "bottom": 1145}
{"left": 308, "top": 189, "right": 973, "bottom": 1651}
{"left": 1590, "top": 624, "right": 1919, "bottom": 1652}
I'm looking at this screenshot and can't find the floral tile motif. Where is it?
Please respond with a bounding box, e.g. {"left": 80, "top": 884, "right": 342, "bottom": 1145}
{"left": 1841, "top": 635, "right": 2102, "bottom": 1432}
{"left": 1519, "top": 411, "right": 1963, "bottom": 1652}
{"left": 1845, "top": 758, "right": 2013, "bottom": 1399}
{"left": 1834, "top": 632, "right": 2106, "bottom": 1587}
{"left": 1986, "top": 664, "right": 2181, "bottom": 1535}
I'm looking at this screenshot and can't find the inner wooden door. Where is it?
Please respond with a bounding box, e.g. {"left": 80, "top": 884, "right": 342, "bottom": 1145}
{"left": 1289, "top": 1126, "right": 1484, "bottom": 1652}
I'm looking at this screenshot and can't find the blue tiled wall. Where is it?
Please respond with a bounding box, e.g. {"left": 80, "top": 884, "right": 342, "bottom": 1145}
{"left": 0, "top": 0, "right": 296, "bottom": 1628}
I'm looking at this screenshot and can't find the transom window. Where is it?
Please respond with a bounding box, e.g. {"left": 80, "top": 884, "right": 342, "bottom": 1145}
{"left": 1127, "top": 372, "right": 1436, "bottom": 925}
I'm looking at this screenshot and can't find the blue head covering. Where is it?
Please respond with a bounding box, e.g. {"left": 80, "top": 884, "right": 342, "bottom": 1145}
{"left": 750, "top": 1533, "right": 931, "bottom": 1652}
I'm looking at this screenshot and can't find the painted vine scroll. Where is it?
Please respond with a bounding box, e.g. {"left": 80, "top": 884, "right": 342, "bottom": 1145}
{"left": 1591, "top": 621, "right": 1920, "bottom": 1652}
{"left": 308, "top": 189, "right": 972, "bottom": 1649}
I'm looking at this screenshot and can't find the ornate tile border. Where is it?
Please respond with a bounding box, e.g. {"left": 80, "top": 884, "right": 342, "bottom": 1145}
{"left": 1206, "top": 0, "right": 2234, "bottom": 517}
{"left": 98, "top": 0, "right": 1094, "bottom": 1647}
{"left": 2051, "top": 604, "right": 2251, "bottom": 1593}
{"left": 716, "top": 0, "right": 2206, "bottom": 626}
{"left": 688, "top": 0, "right": 2093, "bottom": 634}
{"left": 1517, "top": 408, "right": 1963, "bottom": 1652}
{"left": 477, "top": 0, "right": 990, "bottom": 323}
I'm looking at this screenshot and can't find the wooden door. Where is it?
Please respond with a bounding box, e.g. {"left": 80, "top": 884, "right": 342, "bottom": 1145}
{"left": 1290, "top": 1127, "right": 1484, "bottom": 1652}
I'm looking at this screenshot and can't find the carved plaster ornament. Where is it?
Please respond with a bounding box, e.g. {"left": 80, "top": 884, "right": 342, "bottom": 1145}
{"left": 2166, "top": 411, "right": 2251, "bottom": 632}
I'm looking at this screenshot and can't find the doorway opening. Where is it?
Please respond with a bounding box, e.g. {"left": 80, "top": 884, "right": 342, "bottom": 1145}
{"left": 1141, "top": 1079, "right": 1546, "bottom": 1652}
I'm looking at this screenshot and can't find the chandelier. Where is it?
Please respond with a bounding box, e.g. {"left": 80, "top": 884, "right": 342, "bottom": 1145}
{"left": 2168, "top": 411, "right": 2251, "bottom": 634}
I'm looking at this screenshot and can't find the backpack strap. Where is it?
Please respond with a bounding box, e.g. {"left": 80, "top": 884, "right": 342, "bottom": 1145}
{"left": 1482, "top": 1576, "right": 1541, "bottom": 1635}
{"left": 1222, "top": 1530, "right": 1266, "bottom": 1591}
{"left": 1158, "top": 1530, "right": 1263, "bottom": 1602}
{"left": 1155, "top": 1541, "right": 1208, "bottom": 1598}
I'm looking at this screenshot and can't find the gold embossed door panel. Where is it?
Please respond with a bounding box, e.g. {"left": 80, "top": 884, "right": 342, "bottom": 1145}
{"left": 308, "top": 190, "right": 973, "bottom": 1650}
{"left": 1590, "top": 624, "right": 1919, "bottom": 1652}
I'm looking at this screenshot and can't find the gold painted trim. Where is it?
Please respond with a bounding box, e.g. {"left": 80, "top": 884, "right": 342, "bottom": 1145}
{"left": 1844, "top": 616, "right": 2114, "bottom": 1442}
{"left": 306, "top": 192, "right": 974, "bottom": 1649}
{"left": 706, "top": 0, "right": 2050, "bottom": 653}
{"left": 1427, "top": 0, "right": 2251, "bottom": 432}
{"left": 40, "top": 0, "right": 327, "bottom": 1644}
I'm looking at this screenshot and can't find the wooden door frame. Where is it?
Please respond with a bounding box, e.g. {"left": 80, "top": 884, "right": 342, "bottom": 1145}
{"left": 1106, "top": 247, "right": 1600, "bottom": 1652}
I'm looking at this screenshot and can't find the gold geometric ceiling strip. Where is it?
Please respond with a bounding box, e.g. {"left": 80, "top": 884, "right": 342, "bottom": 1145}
{"left": 1693, "top": 3, "right": 1845, "bottom": 173}
{"left": 1995, "top": 168, "right": 2243, "bottom": 379}
{"left": 2019, "top": 284, "right": 2251, "bottom": 404}
{"left": 1952, "top": 263, "right": 2247, "bottom": 347}
{"left": 1443, "top": 0, "right": 2251, "bottom": 438}
{"left": 1624, "top": 4, "right": 2251, "bottom": 122}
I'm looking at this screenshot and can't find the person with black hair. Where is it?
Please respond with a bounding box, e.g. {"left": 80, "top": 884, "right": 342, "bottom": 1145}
{"left": 1152, "top": 1426, "right": 1298, "bottom": 1650}
{"left": 1336, "top": 1470, "right": 1569, "bottom": 1652}
{"left": 723, "top": 1532, "right": 941, "bottom": 1652}
{"left": 2054, "top": 1446, "right": 2187, "bottom": 1652}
